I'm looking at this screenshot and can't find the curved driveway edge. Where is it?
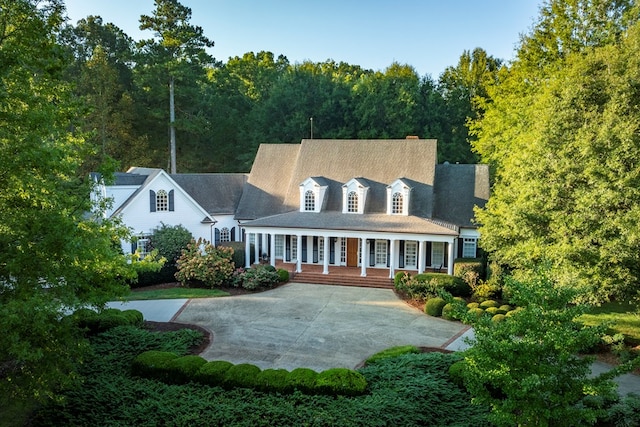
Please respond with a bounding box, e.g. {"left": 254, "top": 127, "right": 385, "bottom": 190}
{"left": 175, "top": 282, "right": 466, "bottom": 372}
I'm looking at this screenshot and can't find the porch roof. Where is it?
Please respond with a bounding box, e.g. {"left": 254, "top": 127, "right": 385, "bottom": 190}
{"left": 240, "top": 211, "right": 459, "bottom": 236}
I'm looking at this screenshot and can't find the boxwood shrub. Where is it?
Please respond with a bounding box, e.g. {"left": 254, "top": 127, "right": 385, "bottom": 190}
{"left": 72, "top": 308, "right": 144, "bottom": 335}
{"left": 365, "top": 345, "right": 420, "bottom": 365}
{"left": 425, "top": 297, "right": 447, "bottom": 317}
{"left": 223, "top": 363, "right": 262, "bottom": 389}
{"left": 287, "top": 368, "right": 319, "bottom": 394}
{"left": 165, "top": 355, "right": 207, "bottom": 384}
{"left": 195, "top": 360, "right": 234, "bottom": 386}
{"left": 315, "top": 368, "right": 368, "bottom": 396}
{"left": 131, "top": 350, "right": 179, "bottom": 381}
{"left": 255, "top": 368, "right": 290, "bottom": 393}
{"left": 394, "top": 272, "right": 470, "bottom": 300}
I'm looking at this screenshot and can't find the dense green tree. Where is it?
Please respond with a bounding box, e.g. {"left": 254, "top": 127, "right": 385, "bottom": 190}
{"left": 137, "top": 0, "right": 214, "bottom": 173}
{"left": 473, "top": 0, "right": 640, "bottom": 301}
{"left": 438, "top": 48, "right": 501, "bottom": 163}
{"left": 0, "top": 0, "right": 138, "bottom": 402}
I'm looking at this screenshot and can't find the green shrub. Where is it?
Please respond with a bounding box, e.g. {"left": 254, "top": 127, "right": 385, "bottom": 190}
{"left": 472, "top": 281, "right": 502, "bottom": 302}
{"left": 131, "top": 351, "right": 178, "bottom": 381}
{"left": 425, "top": 297, "right": 447, "bottom": 317}
{"left": 469, "top": 307, "right": 485, "bottom": 318}
{"left": 264, "top": 264, "right": 277, "bottom": 272}
{"left": 195, "top": 360, "right": 234, "bottom": 386}
{"left": 315, "top": 368, "right": 367, "bottom": 396}
{"left": 287, "top": 368, "right": 319, "bottom": 394}
{"left": 277, "top": 268, "right": 290, "bottom": 282}
{"left": 223, "top": 363, "right": 262, "bottom": 389}
{"left": 499, "top": 304, "right": 512, "bottom": 312}
{"left": 479, "top": 300, "right": 499, "bottom": 309}
{"left": 485, "top": 307, "right": 499, "bottom": 315}
{"left": 217, "top": 241, "right": 249, "bottom": 269}
{"left": 137, "top": 223, "right": 193, "bottom": 286}
{"left": 165, "top": 355, "right": 207, "bottom": 384}
{"left": 72, "top": 308, "right": 144, "bottom": 335}
{"left": 442, "top": 303, "right": 456, "bottom": 320}
{"left": 491, "top": 314, "right": 506, "bottom": 323}
{"left": 365, "top": 345, "right": 420, "bottom": 365}
{"left": 467, "top": 302, "right": 480, "bottom": 309}
{"left": 120, "top": 309, "right": 144, "bottom": 326}
{"left": 239, "top": 265, "right": 280, "bottom": 290}
{"left": 394, "top": 271, "right": 410, "bottom": 288}
{"left": 448, "top": 360, "right": 467, "bottom": 387}
{"left": 256, "top": 368, "right": 290, "bottom": 393}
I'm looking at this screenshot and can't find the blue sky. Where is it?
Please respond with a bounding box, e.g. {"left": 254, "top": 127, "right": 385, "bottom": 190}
{"left": 63, "top": 0, "right": 543, "bottom": 78}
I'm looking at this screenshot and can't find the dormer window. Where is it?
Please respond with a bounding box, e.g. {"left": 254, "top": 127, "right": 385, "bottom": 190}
{"left": 342, "top": 178, "right": 369, "bottom": 214}
{"left": 386, "top": 179, "right": 411, "bottom": 215}
{"left": 347, "top": 191, "right": 358, "bottom": 212}
{"left": 299, "top": 177, "right": 328, "bottom": 213}
{"left": 304, "top": 190, "right": 315, "bottom": 211}
{"left": 156, "top": 190, "right": 168, "bottom": 211}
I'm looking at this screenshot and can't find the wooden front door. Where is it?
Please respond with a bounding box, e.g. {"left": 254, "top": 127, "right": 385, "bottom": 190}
{"left": 346, "top": 238, "right": 359, "bottom": 267}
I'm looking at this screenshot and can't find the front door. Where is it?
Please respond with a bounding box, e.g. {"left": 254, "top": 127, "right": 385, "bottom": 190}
{"left": 346, "top": 238, "right": 358, "bottom": 267}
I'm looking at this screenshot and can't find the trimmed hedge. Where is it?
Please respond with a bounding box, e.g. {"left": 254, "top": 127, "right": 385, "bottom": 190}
{"left": 277, "top": 268, "right": 290, "bottom": 282}
{"left": 365, "top": 345, "right": 421, "bottom": 365}
{"left": 395, "top": 272, "right": 471, "bottom": 300}
{"left": 72, "top": 307, "right": 144, "bottom": 335}
{"left": 132, "top": 352, "right": 367, "bottom": 396}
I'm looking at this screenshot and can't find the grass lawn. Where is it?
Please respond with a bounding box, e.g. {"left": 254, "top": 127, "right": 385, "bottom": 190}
{"left": 127, "top": 287, "right": 230, "bottom": 300}
{"left": 579, "top": 301, "right": 640, "bottom": 344}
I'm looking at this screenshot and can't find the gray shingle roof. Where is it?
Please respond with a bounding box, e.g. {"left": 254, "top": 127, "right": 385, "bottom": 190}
{"left": 433, "top": 163, "right": 490, "bottom": 228}
{"left": 171, "top": 174, "right": 247, "bottom": 215}
{"left": 241, "top": 211, "right": 459, "bottom": 235}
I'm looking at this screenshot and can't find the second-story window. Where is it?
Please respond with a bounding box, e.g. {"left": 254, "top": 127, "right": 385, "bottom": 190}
{"left": 347, "top": 191, "right": 358, "bottom": 213}
{"left": 156, "top": 189, "right": 168, "bottom": 211}
{"left": 392, "top": 192, "right": 403, "bottom": 214}
{"left": 304, "top": 190, "right": 315, "bottom": 211}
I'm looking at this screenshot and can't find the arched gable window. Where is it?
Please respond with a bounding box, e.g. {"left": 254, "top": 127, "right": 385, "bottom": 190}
{"left": 304, "top": 190, "right": 315, "bottom": 211}
{"left": 392, "top": 192, "right": 403, "bottom": 214}
{"left": 156, "top": 190, "right": 169, "bottom": 211}
{"left": 220, "top": 227, "right": 231, "bottom": 242}
{"left": 347, "top": 191, "right": 358, "bottom": 213}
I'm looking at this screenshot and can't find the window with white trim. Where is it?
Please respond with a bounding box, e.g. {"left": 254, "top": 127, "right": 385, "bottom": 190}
{"left": 432, "top": 242, "right": 444, "bottom": 267}
{"left": 220, "top": 227, "right": 230, "bottom": 243}
{"left": 375, "top": 240, "right": 387, "bottom": 266}
{"left": 392, "top": 192, "right": 403, "bottom": 214}
{"left": 136, "top": 236, "right": 151, "bottom": 259}
{"left": 340, "top": 238, "right": 346, "bottom": 264}
{"left": 405, "top": 241, "right": 417, "bottom": 268}
{"left": 304, "top": 190, "right": 315, "bottom": 211}
{"left": 318, "top": 237, "right": 324, "bottom": 262}
{"left": 347, "top": 191, "right": 358, "bottom": 213}
{"left": 275, "top": 235, "right": 284, "bottom": 258}
{"left": 462, "top": 238, "right": 477, "bottom": 258}
{"left": 156, "top": 189, "right": 168, "bottom": 211}
{"left": 291, "top": 235, "right": 298, "bottom": 260}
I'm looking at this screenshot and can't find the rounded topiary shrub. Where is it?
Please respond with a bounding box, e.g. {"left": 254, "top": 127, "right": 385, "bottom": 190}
{"left": 131, "top": 351, "right": 179, "bottom": 381}
{"left": 256, "top": 368, "right": 290, "bottom": 393}
{"left": 277, "top": 268, "right": 289, "bottom": 283}
{"left": 121, "top": 309, "right": 144, "bottom": 326}
{"left": 223, "top": 363, "right": 262, "bottom": 389}
{"left": 441, "top": 303, "right": 456, "bottom": 320}
{"left": 424, "top": 297, "right": 447, "bottom": 317}
{"left": 492, "top": 314, "right": 506, "bottom": 323}
{"left": 287, "top": 368, "right": 319, "bottom": 394}
{"left": 196, "top": 360, "right": 234, "bottom": 386}
{"left": 468, "top": 307, "right": 485, "bottom": 318}
{"left": 466, "top": 302, "right": 480, "bottom": 310}
{"left": 485, "top": 306, "right": 499, "bottom": 315}
{"left": 315, "top": 368, "right": 367, "bottom": 396}
{"left": 166, "top": 355, "right": 207, "bottom": 384}
{"left": 448, "top": 360, "right": 467, "bottom": 387}
{"left": 479, "top": 300, "right": 499, "bottom": 309}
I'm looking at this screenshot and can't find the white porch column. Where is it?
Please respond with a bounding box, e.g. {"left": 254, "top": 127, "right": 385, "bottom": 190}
{"left": 418, "top": 240, "right": 426, "bottom": 274}
{"left": 245, "top": 233, "right": 251, "bottom": 268}
{"left": 270, "top": 233, "right": 276, "bottom": 267}
{"left": 389, "top": 239, "right": 396, "bottom": 278}
{"left": 322, "top": 236, "right": 330, "bottom": 274}
{"left": 360, "top": 238, "right": 367, "bottom": 277}
{"left": 261, "top": 234, "right": 268, "bottom": 259}
{"left": 296, "top": 234, "right": 302, "bottom": 273}
{"left": 447, "top": 238, "right": 455, "bottom": 275}
{"left": 253, "top": 233, "right": 260, "bottom": 265}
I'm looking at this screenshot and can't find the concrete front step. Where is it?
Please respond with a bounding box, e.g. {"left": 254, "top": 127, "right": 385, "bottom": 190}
{"left": 291, "top": 272, "right": 394, "bottom": 289}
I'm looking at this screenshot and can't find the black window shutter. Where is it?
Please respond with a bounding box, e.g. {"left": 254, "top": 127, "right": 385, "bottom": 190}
{"left": 131, "top": 241, "right": 136, "bottom": 254}
{"left": 386, "top": 241, "right": 390, "bottom": 267}
{"left": 168, "top": 190, "right": 175, "bottom": 211}
{"left": 149, "top": 190, "right": 156, "bottom": 212}
{"left": 426, "top": 242, "right": 432, "bottom": 266}
{"left": 231, "top": 227, "right": 236, "bottom": 241}
{"left": 214, "top": 228, "right": 220, "bottom": 245}
{"left": 369, "top": 240, "right": 375, "bottom": 267}
{"left": 329, "top": 238, "right": 335, "bottom": 264}
{"left": 301, "top": 236, "right": 307, "bottom": 262}
{"left": 285, "top": 236, "right": 291, "bottom": 261}
{"left": 457, "top": 238, "right": 463, "bottom": 258}
{"left": 444, "top": 243, "right": 448, "bottom": 268}
{"left": 399, "top": 241, "right": 405, "bottom": 268}
{"left": 312, "top": 237, "right": 319, "bottom": 263}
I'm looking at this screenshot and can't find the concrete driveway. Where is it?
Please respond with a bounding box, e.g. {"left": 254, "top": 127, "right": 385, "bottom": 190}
{"left": 175, "top": 282, "right": 467, "bottom": 372}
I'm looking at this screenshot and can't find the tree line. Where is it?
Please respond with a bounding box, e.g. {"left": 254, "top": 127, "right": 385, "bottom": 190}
{"left": 60, "top": 1, "right": 501, "bottom": 174}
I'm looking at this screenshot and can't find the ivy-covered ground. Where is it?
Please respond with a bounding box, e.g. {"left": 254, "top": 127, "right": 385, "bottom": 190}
{"left": 31, "top": 325, "right": 491, "bottom": 427}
